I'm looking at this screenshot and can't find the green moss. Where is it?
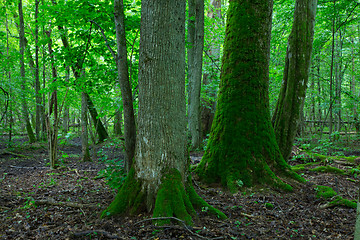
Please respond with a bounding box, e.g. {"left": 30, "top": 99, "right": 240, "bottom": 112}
{"left": 328, "top": 196, "right": 357, "bottom": 208}
{"left": 315, "top": 185, "right": 337, "bottom": 199}
{"left": 291, "top": 165, "right": 305, "bottom": 172}
{"left": 310, "top": 166, "right": 344, "bottom": 175}
{"left": 265, "top": 203, "right": 274, "bottom": 209}
{"left": 101, "top": 167, "right": 144, "bottom": 218}
{"left": 186, "top": 176, "right": 227, "bottom": 220}
{"left": 153, "top": 169, "right": 195, "bottom": 225}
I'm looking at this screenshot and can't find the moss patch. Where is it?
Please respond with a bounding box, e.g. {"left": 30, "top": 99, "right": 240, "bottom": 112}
{"left": 315, "top": 185, "right": 337, "bottom": 199}
{"left": 310, "top": 166, "right": 345, "bottom": 175}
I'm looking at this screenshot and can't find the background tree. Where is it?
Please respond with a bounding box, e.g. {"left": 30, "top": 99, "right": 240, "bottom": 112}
{"left": 102, "top": 0, "right": 225, "bottom": 224}
{"left": 196, "top": 0, "right": 303, "bottom": 193}
{"left": 272, "top": 0, "right": 318, "bottom": 161}
{"left": 187, "top": 0, "right": 204, "bottom": 150}
{"left": 18, "top": 0, "right": 35, "bottom": 143}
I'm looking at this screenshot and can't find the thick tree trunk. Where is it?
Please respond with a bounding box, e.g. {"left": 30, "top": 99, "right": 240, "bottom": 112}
{"left": 18, "top": 0, "right": 36, "bottom": 143}
{"left": 196, "top": 0, "right": 303, "bottom": 193}
{"left": 102, "top": 0, "right": 226, "bottom": 224}
{"left": 271, "top": 0, "right": 317, "bottom": 161}
{"left": 187, "top": 0, "right": 204, "bottom": 150}
{"left": 114, "top": 0, "right": 136, "bottom": 173}
{"left": 81, "top": 91, "right": 91, "bottom": 162}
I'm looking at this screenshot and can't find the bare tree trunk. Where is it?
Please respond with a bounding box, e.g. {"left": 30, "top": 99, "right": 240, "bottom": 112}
{"left": 81, "top": 91, "right": 91, "bottom": 162}
{"left": 34, "top": 0, "right": 42, "bottom": 141}
{"left": 272, "top": 0, "right": 317, "bottom": 161}
{"left": 5, "top": 10, "right": 13, "bottom": 144}
{"left": 114, "top": 109, "right": 122, "bottom": 136}
{"left": 187, "top": 0, "right": 204, "bottom": 150}
{"left": 114, "top": 0, "right": 136, "bottom": 172}
{"left": 18, "top": 0, "right": 36, "bottom": 143}
{"left": 62, "top": 66, "right": 70, "bottom": 133}
{"left": 45, "top": 29, "right": 59, "bottom": 169}
{"left": 201, "top": 0, "right": 221, "bottom": 139}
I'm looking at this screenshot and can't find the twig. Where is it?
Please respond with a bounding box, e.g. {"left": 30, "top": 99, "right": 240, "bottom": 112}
{"left": 135, "top": 217, "right": 224, "bottom": 240}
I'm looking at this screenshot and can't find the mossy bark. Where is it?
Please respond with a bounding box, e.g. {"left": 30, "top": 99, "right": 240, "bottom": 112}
{"left": 272, "top": 0, "right": 317, "bottom": 161}
{"left": 102, "top": 168, "right": 226, "bottom": 225}
{"left": 196, "top": 0, "right": 304, "bottom": 193}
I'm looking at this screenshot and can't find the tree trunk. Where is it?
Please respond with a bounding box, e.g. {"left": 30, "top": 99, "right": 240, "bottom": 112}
{"left": 5, "top": 10, "right": 13, "bottom": 144}
{"left": 102, "top": 0, "right": 226, "bottom": 225}
{"left": 35, "top": 0, "right": 42, "bottom": 141}
{"left": 45, "top": 29, "right": 59, "bottom": 169}
{"left": 81, "top": 91, "right": 91, "bottom": 162}
{"left": 114, "top": 109, "right": 123, "bottom": 136}
{"left": 18, "top": 0, "right": 36, "bottom": 143}
{"left": 201, "top": 0, "right": 221, "bottom": 139}
{"left": 271, "top": 0, "right": 317, "bottom": 161}
{"left": 196, "top": 0, "right": 304, "bottom": 193}
{"left": 114, "top": 0, "right": 136, "bottom": 173}
{"left": 187, "top": 0, "right": 204, "bottom": 150}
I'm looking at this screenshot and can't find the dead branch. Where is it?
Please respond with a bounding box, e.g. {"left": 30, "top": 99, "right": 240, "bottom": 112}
{"left": 34, "top": 199, "right": 100, "bottom": 209}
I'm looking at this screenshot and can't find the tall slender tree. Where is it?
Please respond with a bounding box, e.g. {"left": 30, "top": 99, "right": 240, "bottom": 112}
{"left": 196, "top": 0, "right": 303, "bottom": 193}
{"left": 114, "top": 0, "right": 136, "bottom": 173}
{"left": 18, "top": 0, "right": 36, "bottom": 143}
{"left": 272, "top": 0, "right": 318, "bottom": 161}
{"left": 102, "top": 0, "right": 225, "bottom": 224}
{"left": 187, "top": 0, "right": 204, "bottom": 150}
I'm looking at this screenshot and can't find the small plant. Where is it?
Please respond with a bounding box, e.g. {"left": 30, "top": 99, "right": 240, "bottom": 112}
{"left": 236, "top": 179, "right": 244, "bottom": 188}
{"left": 96, "top": 158, "right": 126, "bottom": 189}
{"left": 265, "top": 202, "right": 274, "bottom": 210}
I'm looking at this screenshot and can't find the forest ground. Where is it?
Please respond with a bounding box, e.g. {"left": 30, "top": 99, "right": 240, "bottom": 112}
{"left": 0, "top": 134, "right": 359, "bottom": 240}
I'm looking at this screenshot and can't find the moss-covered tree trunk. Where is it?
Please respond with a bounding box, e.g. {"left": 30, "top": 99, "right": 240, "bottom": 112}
{"left": 102, "top": 0, "right": 226, "bottom": 225}
{"left": 196, "top": 0, "right": 303, "bottom": 193}
{"left": 272, "top": 0, "right": 317, "bottom": 161}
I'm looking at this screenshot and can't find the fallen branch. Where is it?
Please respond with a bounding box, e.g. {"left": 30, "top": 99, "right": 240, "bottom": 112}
{"left": 0, "top": 150, "right": 28, "bottom": 158}
{"left": 34, "top": 199, "right": 100, "bottom": 209}
{"left": 71, "top": 230, "right": 122, "bottom": 239}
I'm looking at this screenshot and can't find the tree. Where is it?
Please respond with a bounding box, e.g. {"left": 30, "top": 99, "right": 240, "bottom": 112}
{"left": 102, "top": 0, "right": 225, "bottom": 224}
{"left": 187, "top": 0, "right": 204, "bottom": 150}
{"left": 271, "top": 0, "right": 318, "bottom": 161}
{"left": 114, "top": 0, "right": 136, "bottom": 173}
{"left": 195, "top": 0, "right": 303, "bottom": 193}
{"left": 18, "top": 0, "right": 36, "bottom": 143}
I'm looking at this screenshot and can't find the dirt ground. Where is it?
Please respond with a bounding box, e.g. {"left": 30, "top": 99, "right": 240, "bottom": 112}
{"left": 0, "top": 136, "right": 358, "bottom": 239}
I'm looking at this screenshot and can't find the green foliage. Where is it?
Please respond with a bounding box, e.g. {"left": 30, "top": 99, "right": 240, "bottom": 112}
{"left": 315, "top": 185, "right": 337, "bottom": 199}
{"left": 96, "top": 157, "right": 126, "bottom": 190}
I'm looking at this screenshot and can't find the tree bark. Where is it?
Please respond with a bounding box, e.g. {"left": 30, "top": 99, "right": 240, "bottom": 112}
{"left": 201, "top": 0, "right": 221, "bottom": 139}
{"left": 196, "top": 0, "right": 304, "bottom": 193}
{"left": 81, "top": 91, "right": 91, "bottom": 162}
{"left": 102, "top": 0, "right": 225, "bottom": 225}
{"left": 272, "top": 0, "right": 318, "bottom": 161}
{"left": 18, "top": 0, "right": 36, "bottom": 144}
{"left": 45, "top": 29, "right": 59, "bottom": 169}
{"left": 187, "top": 0, "right": 204, "bottom": 150}
{"left": 114, "top": 0, "right": 136, "bottom": 173}
{"left": 35, "top": 0, "right": 42, "bottom": 141}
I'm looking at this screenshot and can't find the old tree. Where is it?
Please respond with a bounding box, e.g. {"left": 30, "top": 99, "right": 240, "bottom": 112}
{"left": 102, "top": 0, "right": 226, "bottom": 224}
{"left": 195, "top": 0, "right": 304, "bottom": 193}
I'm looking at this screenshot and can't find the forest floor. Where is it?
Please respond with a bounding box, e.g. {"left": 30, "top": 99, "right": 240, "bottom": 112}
{"left": 0, "top": 135, "right": 359, "bottom": 239}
